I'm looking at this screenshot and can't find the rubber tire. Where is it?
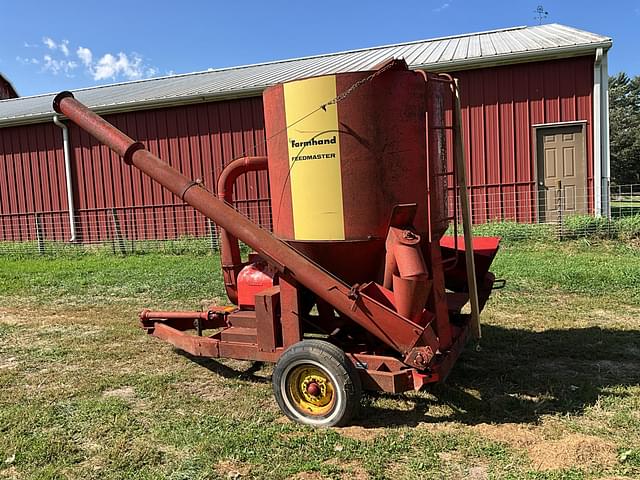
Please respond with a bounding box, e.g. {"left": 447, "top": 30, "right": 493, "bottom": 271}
{"left": 272, "top": 340, "right": 361, "bottom": 427}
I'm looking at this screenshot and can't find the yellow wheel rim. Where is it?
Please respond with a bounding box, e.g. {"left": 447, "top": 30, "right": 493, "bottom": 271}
{"left": 287, "top": 365, "right": 336, "bottom": 417}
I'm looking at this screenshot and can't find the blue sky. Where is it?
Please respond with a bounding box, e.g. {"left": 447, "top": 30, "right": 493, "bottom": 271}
{"left": 1, "top": 0, "right": 638, "bottom": 97}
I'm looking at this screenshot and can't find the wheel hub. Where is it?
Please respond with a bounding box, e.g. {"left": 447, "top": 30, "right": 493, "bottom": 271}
{"left": 306, "top": 381, "right": 321, "bottom": 397}
{"left": 287, "top": 366, "right": 335, "bottom": 416}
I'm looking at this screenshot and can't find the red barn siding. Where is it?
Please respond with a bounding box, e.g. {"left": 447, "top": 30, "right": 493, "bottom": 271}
{"left": 0, "top": 96, "right": 270, "bottom": 243}
{"left": 0, "top": 56, "right": 595, "bottom": 243}
{"left": 454, "top": 55, "right": 594, "bottom": 223}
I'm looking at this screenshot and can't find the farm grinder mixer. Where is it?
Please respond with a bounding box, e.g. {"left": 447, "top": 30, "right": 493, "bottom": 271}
{"left": 52, "top": 59, "right": 500, "bottom": 427}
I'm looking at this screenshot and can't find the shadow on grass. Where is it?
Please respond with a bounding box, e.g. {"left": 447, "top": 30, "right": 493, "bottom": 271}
{"left": 177, "top": 351, "right": 270, "bottom": 384}
{"left": 172, "top": 325, "right": 640, "bottom": 428}
{"left": 358, "top": 324, "right": 640, "bottom": 428}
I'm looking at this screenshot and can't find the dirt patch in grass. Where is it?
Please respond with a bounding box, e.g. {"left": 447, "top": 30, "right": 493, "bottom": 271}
{"left": 329, "top": 460, "right": 369, "bottom": 480}
{"left": 473, "top": 424, "right": 617, "bottom": 471}
{"left": 290, "top": 472, "right": 326, "bottom": 480}
{"left": 102, "top": 386, "right": 136, "bottom": 399}
{"left": 467, "top": 465, "right": 489, "bottom": 480}
{"left": 215, "top": 459, "right": 251, "bottom": 479}
{"left": 338, "top": 425, "right": 384, "bottom": 442}
{"left": 598, "top": 477, "right": 636, "bottom": 480}
{"left": 174, "top": 378, "right": 234, "bottom": 402}
{"left": 293, "top": 459, "right": 369, "bottom": 480}
{"left": 472, "top": 423, "right": 539, "bottom": 448}
{"left": 0, "top": 466, "right": 20, "bottom": 480}
{"left": 528, "top": 434, "right": 617, "bottom": 471}
{"left": 0, "top": 306, "right": 128, "bottom": 326}
{"left": 436, "top": 451, "right": 471, "bottom": 479}
{"left": 0, "top": 356, "right": 19, "bottom": 370}
{"left": 0, "top": 309, "right": 29, "bottom": 326}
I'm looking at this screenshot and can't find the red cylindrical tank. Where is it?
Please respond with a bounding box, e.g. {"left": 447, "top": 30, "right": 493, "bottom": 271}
{"left": 263, "top": 60, "right": 447, "bottom": 284}
{"left": 236, "top": 260, "right": 276, "bottom": 309}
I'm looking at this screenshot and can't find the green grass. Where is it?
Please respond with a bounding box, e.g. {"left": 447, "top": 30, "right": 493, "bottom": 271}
{"left": 0, "top": 252, "right": 226, "bottom": 309}
{"left": 1, "top": 241, "right": 639, "bottom": 479}
{"left": 611, "top": 200, "right": 640, "bottom": 208}
{"left": 492, "top": 240, "right": 640, "bottom": 301}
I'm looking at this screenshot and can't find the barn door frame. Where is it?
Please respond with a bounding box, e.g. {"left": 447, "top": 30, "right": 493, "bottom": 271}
{"left": 532, "top": 121, "right": 588, "bottom": 223}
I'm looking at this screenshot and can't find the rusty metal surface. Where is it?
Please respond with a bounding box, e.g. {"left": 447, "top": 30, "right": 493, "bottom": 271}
{"left": 384, "top": 226, "right": 430, "bottom": 322}
{"left": 139, "top": 309, "right": 211, "bottom": 321}
{"left": 217, "top": 156, "right": 269, "bottom": 304}
{"left": 152, "top": 323, "right": 220, "bottom": 357}
{"left": 358, "top": 369, "right": 415, "bottom": 394}
{"left": 264, "top": 67, "right": 429, "bottom": 244}
{"left": 227, "top": 310, "right": 258, "bottom": 328}
{"left": 52, "top": 92, "right": 440, "bottom": 368}
{"left": 279, "top": 275, "right": 302, "bottom": 348}
{"left": 255, "top": 285, "right": 280, "bottom": 353}
{"left": 236, "top": 261, "right": 276, "bottom": 309}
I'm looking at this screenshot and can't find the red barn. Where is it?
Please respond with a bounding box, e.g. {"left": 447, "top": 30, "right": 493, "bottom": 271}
{"left": 0, "top": 24, "right": 612, "bottom": 244}
{"left": 0, "top": 73, "right": 18, "bottom": 100}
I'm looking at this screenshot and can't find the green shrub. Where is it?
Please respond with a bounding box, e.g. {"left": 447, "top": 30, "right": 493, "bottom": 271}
{"left": 560, "top": 214, "right": 613, "bottom": 239}
{"left": 615, "top": 214, "right": 640, "bottom": 240}
{"left": 471, "top": 221, "right": 554, "bottom": 243}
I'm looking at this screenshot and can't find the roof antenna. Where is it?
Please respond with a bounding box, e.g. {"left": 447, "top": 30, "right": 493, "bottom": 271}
{"left": 534, "top": 5, "right": 549, "bottom": 24}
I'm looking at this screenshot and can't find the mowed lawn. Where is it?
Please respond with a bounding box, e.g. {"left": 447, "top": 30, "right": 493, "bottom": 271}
{"left": 1, "top": 240, "right": 639, "bottom": 479}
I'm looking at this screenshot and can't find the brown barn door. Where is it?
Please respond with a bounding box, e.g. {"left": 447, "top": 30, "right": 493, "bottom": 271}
{"left": 536, "top": 125, "right": 587, "bottom": 223}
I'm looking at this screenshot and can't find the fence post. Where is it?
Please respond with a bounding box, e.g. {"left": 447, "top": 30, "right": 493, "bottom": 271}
{"left": 35, "top": 214, "right": 45, "bottom": 255}
{"left": 111, "top": 208, "right": 126, "bottom": 255}
{"left": 208, "top": 219, "right": 217, "bottom": 254}
{"left": 556, "top": 181, "right": 564, "bottom": 240}
{"left": 129, "top": 210, "right": 136, "bottom": 254}
{"left": 606, "top": 182, "right": 612, "bottom": 237}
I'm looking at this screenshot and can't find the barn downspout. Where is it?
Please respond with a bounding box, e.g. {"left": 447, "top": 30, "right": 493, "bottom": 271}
{"left": 53, "top": 115, "right": 77, "bottom": 242}
{"left": 601, "top": 49, "right": 611, "bottom": 218}
{"left": 593, "top": 47, "right": 611, "bottom": 217}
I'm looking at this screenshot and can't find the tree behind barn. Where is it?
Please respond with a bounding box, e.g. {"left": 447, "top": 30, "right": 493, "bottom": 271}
{"left": 609, "top": 73, "right": 640, "bottom": 185}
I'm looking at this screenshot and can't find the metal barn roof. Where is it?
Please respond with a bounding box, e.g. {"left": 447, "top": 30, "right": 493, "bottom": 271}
{"left": 0, "top": 23, "right": 611, "bottom": 127}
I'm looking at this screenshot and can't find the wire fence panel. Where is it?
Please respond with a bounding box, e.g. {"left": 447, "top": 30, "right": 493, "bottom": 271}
{"left": 0, "top": 184, "right": 638, "bottom": 256}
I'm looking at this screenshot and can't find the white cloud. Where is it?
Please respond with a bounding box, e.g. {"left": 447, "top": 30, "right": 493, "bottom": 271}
{"left": 60, "top": 40, "right": 70, "bottom": 57}
{"left": 16, "top": 56, "right": 40, "bottom": 65}
{"left": 18, "top": 37, "right": 158, "bottom": 83}
{"left": 42, "top": 54, "right": 78, "bottom": 76}
{"left": 76, "top": 46, "right": 92, "bottom": 66}
{"left": 43, "top": 36, "right": 57, "bottom": 50}
{"left": 91, "top": 52, "right": 157, "bottom": 81}
{"left": 42, "top": 37, "right": 70, "bottom": 56}
{"left": 433, "top": 1, "right": 451, "bottom": 12}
